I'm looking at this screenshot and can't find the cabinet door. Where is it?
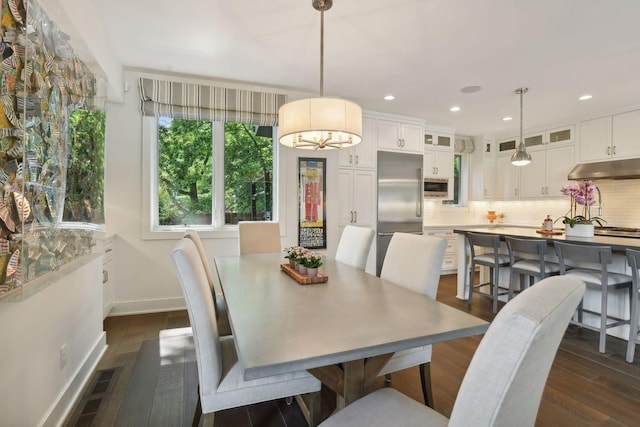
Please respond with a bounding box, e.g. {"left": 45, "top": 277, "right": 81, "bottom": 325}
{"left": 434, "top": 150, "right": 453, "bottom": 178}
{"left": 423, "top": 151, "right": 436, "bottom": 177}
{"left": 612, "top": 110, "right": 640, "bottom": 159}
{"left": 519, "top": 149, "right": 546, "bottom": 198}
{"left": 546, "top": 144, "right": 575, "bottom": 197}
{"left": 354, "top": 117, "right": 376, "bottom": 168}
{"left": 338, "top": 169, "right": 354, "bottom": 226}
{"left": 377, "top": 119, "right": 402, "bottom": 151}
{"left": 580, "top": 116, "right": 611, "bottom": 162}
{"left": 401, "top": 123, "right": 423, "bottom": 153}
{"left": 483, "top": 155, "right": 495, "bottom": 199}
{"left": 495, "top": 155, "right": 519, "bottom": 199}
{"left": 338, "top": 147, "right": 355, "bottom": 167}
{"left": 352, "top": 169, "right": 376, "bottom": 227}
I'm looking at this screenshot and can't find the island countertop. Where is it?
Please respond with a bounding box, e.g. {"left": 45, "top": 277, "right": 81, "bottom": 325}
{"left": 452, "top": 226, "right": 640, "bottom": 252}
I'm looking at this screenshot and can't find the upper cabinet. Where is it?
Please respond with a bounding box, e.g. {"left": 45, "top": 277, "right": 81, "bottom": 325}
{"left": 423, "top": 129, "right": 454, "bottom": 179}
{"left": 339, "top": 116, "right": 376, "bottom": 169}
{"left": 579, "top": 110, "right": 640, "bottom": 163}
{"left": 377, "top": 119, "right": 423, "bottom": 153}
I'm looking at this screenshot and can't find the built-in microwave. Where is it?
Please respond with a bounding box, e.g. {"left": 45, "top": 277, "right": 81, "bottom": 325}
{"left": 424, "top": 178, "right": 449, "bottom": 198}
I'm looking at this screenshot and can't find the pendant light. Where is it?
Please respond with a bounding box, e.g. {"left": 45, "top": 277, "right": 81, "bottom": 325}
{"left": 511, "top": 87, "right": 532, "bottom": 166}
{"left": 278, "top": 0, "right": 363, "bottom": 150}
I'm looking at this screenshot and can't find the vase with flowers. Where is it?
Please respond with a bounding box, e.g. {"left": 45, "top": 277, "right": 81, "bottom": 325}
{"left": 283, "top": 246, "right": 299, "bottom": 268}
{"left": 299, "top": 250, "right": 323, "bottom": 277}
{"left": 556, "top": 180, "right": 605, "bottom": 237}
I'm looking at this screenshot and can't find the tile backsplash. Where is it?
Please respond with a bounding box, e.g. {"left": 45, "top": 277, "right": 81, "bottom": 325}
{"left": 425, "top": 179, "right": 640, "bottom": 228}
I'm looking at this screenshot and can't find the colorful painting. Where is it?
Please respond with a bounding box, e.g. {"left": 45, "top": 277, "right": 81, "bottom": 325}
{"left": 298, "top": 158, "right": 326, "bottom": 249}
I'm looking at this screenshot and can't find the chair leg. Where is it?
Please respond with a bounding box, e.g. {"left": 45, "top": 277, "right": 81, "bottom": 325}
{"left": 508, "top": 269, "right": 516, "bottom": 300}
{"left": 193, "top": 390, "right": 203, "bottom": 427}
{"left": 492, "top": 266, "right": 499, "bottom": 314}
{"left": 305, "top": 391, "right": 322, "bottom": 427}
{"left": 468, "top": 261, "right": 475, "bottom": 307}
{"left": 384, "top": 373, "right": 392, "bottom": 383}
{"left": 599, "top": 285, "right": 608, "bottom": 353}
{"left": 627, "top": 291, "right": 638, "bottom": 363}
{"left": 419, "top": 363, "right": 434, "bottom": 409}
{"left": 202, "top": 413, "right": 215, "bottom": 427}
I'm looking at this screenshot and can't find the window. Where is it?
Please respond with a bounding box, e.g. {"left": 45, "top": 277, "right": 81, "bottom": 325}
{"left": 443, "top": 154, "right": 462, "bottom": 206}
{"left": 154, "top": 117, "right": 276, "bottom": 229}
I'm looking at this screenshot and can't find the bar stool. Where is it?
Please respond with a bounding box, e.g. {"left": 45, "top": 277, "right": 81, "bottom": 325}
{"left": 467, "top": 232, "right": 511, "bottom": 313}
{"left": 554, "top": 241, "right": 633, "bottom": 354}
{"left": 505, "top": 237, "right": 560, "bottom": 300}
{"left": 626, "top": 248, "right": 640, "bottom": 363}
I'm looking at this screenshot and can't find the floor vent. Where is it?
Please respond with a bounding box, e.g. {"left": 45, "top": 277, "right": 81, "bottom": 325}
{"left": 65, "top": 368, "right": 119, "bottom": 427}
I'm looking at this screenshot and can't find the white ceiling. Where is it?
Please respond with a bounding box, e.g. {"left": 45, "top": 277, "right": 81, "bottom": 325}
{"left": 89, "top": 0, "right": 640, "bottom": 136}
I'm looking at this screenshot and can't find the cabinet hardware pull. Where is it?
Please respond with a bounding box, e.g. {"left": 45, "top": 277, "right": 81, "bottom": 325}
{"left": 613, "top": 145, "right": 616, "bottom": 155}
{"left": 354, "top": 211, "right": 358, "bottom": 223}
{"left": 607, "top": 146, "right": 611, "bottom": 155}
{"left": 417, "top": 168, "right": 423, "bottom": 217}
{"left": 355, "top": 155, "right": 359, "bottom": 165}
{"left": 349, "top": 154, "right": 353, "bottom": 164}
{"left": 350, "top": 211, "right": 354, "bottom": 223}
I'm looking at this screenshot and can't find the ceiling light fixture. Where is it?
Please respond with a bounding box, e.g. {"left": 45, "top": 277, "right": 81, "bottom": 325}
{"left": 384, "top": 95, "right": 395, "bottom": 101}
{"left": 511, "top": 87, "right": 532, "bottom": 166}
{"left": 578, "top": 94, "right": 592, "bottom": 101}
{"left": 502, "top": 116, "right": 513, "bottom": 121}
{"left": 450, "top": 106, "right": 461, "bottom": 112}
{"left": 278, "top": 0, "right": 362, "bottom": 150}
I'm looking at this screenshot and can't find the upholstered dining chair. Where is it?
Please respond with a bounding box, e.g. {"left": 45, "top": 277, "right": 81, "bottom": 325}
{"left": 170, "top": 238, "right": 321, "bottom": 427}
{"left": 238, "top": 221, "right": 282, "bottom": 254}
{"left": 184, "top": 230, "right": 231, "bottom": 336}
{"left": 377, "top": 232, "right": 447, "bottom": 408}
{"left": 318, "top": 275, "right": 586, "bottom": 427}
{"left": 554, "top": 241, "right": 633, "bottom": 354}
{"left": 626, "top": 248, "right": 640, "bottom": 363}
{"left": 335, "top": 225, "right": 375, "bottom": 270}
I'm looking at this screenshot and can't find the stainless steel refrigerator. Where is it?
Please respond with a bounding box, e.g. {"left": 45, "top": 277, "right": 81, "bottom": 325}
{"left": 376, "top": 151, "right": 424, "bottom": 276}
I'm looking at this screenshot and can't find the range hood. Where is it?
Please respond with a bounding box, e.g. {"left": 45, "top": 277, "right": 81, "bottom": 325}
{"left": 567, "top": 158, "right": 640, "bottom": 180}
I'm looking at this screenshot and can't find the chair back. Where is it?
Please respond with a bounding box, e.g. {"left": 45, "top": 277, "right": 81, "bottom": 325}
{"left": 506, "top": 236, "right": 549, "bottom": 268}
{"left": 238, "top": 221, "right": 281, "bottom": 254}
{"left": 335, "top": 225, "right": 375, "bottom": 270}
{"left": 467, "top": 232, "right": 501, "bottom": 260}
{"left": 184, "top": 230, "right": 215, "bottom": 292}
{"left": 628, "top": 248, "right": 640, "bottom": 281}
{"left": 449, "top": 275, "right": 585, "bottom": 427}
{"left": 380, "top": 233, "right": 446, "bottom": 299}
{"left": 170, "top": 238, "right": 223, "bottom": 397}
{"left": 554, "top": 241, "right": 612, "bottom": 275}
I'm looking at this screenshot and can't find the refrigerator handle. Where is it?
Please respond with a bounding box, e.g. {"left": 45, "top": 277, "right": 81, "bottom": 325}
{"left": 417, "top": 168, "right": 423, "bottom": 217}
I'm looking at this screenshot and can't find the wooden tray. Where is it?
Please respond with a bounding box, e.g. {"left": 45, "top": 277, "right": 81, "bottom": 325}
{"left": 280, "top": 264, "right": 328, "bottom": 284}
{"left": 536, "top": 229, "right": 563, "bottom": 235}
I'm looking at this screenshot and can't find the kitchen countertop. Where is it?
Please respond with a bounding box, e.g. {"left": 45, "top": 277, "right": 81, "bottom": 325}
{"left": 452, "top": 226, "right": 640, "bottom": 252}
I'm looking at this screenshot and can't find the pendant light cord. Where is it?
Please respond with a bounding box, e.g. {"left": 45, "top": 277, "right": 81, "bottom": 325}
{"left": 319, "top": 8, "right": 324, "bottom": 97}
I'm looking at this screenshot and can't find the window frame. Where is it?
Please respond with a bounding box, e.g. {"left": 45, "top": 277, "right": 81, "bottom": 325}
{"left": 141, "top": 116, "right": 283, "bottom": 240}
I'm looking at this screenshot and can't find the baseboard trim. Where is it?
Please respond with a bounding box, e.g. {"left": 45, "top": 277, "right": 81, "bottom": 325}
{"left": 108, "top": 296, "right": 186, "bottom": 316}
{"left": 40, "top": 332, "right": 107, "bottom": 427}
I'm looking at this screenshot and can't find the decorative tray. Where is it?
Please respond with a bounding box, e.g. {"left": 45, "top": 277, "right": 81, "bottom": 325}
{"left": 536, "top": 229, "right": 563, "bottom": 235}
{"left": 280, "top": 264, "right": 328, "bottom": 285}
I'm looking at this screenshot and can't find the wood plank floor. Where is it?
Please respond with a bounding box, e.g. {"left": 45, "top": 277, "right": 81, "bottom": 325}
{"left": 64, "top": 274, "right": 640, "bottom": 426}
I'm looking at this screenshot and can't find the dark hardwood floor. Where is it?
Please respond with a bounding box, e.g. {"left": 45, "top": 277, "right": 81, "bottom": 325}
{"left": 64, "top": 274, "right": 640, "bottom": 426}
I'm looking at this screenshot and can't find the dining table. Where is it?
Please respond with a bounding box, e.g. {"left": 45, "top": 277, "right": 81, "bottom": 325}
{"left": 214, "top": 252, "right": 489, "bottom": 410}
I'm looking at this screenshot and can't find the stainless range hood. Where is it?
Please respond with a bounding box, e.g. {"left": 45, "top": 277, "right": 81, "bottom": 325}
{"left": 568, "top": 158, "right": 640, "bottom": 180}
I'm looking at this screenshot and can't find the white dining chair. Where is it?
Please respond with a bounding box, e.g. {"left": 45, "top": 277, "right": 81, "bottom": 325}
{"left": 170, "top": 238, "right": 321, "bottom": 427}
{"left": 318, "top": 275, "right": 586, "bottom": 427}
{"left": 238, "top": 221, "right": 281, "bottom": 254}
{"left": 335, "top": 225, "right": 375, "bottom": 270}
{"left": 184, "top": 230, "right": 231, "bottom": 336}
{"left": 378, "top": 232, "right": 447, "bottom": 408}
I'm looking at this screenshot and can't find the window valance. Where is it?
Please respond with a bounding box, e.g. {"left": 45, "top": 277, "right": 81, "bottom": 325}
{"left": 138, "top": 78, "right": 287, "bottom": 126}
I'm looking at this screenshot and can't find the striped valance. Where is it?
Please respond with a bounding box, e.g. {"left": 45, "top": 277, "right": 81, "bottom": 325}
{"left": 138, "top": 78, "right": 287, "bottom": 126}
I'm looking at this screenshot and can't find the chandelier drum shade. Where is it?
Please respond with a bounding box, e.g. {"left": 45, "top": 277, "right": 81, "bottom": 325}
{"left": 511, "top": 87, "right": 532, "bottom": 166}
{"left": 278, "top": 0, "right": 363, "bottom": 150}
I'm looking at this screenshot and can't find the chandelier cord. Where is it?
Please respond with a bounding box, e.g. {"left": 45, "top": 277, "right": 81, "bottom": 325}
{"left": 320, "top": 7, "right": 324, "bottom": 97}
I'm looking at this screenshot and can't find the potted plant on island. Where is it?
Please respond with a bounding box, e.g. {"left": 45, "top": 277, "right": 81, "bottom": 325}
{"left": 555, "top": 180, "right": 605, "bottom": 237}
{"left": 300, "top": 250, "right": 323, "bottom": 278}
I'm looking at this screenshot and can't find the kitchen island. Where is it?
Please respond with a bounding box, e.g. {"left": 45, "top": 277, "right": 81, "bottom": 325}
{"left": 453, "top": 226, "right": 639, "bottom": 341}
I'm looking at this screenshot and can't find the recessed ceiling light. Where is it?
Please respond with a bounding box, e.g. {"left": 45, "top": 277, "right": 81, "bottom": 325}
{"left": 450, "top": 106, "right": 461, "bottom": 112}
{"left": 578, "top": 94, "right": 593, "bottom": 101}
{"left": 502, "top": 116, "right": 513, "bottom": 121}
{"left": 384, "top": 95, "right": 395, "bottom": 101}
{"left": 460, "top": 85, "right": 482, "bottom": 93}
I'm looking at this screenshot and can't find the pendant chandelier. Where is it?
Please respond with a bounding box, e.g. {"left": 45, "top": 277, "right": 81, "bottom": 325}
{"left": 511, "top": 87, "right": 532, "bottom": 166}
{"left": 278, "top": 0, "right": 363, "bottom": 150}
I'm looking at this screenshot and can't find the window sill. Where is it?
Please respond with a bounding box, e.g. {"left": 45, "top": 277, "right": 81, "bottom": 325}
{"left": 141, "top": 225, "right": 240, "bottom": 241}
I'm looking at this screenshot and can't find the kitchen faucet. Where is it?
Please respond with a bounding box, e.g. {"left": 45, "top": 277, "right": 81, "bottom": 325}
{"left": 595, "top": 186, "right": 603, "bottom": 217}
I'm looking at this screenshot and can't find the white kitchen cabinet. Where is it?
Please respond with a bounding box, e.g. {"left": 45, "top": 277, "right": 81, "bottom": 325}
{"left": 580, "top": 111, "right": 640, "bottom": 163}
{"left": 423, "top": 149, "right": 453, "bottom": 178}
{"left": 424, "top": 228, "right": 457, "bottom": 273}
{"left": 495, "top": 154, "right": 521, "bottom": 199}
{"left": 546, "top": 144, "right": 575, "bottom": 196}
{"left": 338, "top": 168, "right": 375, "bottom": 228}
{"left": 377, "top": 119, "right": 423, "bottom": 153}
{"left": 339, "top": 116, "right": 376, "bottom": 169}
{"left": 483, "top": 155, "right": 496, "bottom": 199}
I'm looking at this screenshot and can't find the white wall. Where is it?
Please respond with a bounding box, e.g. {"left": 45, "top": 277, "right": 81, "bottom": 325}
{"left": 105, "top": 70, "right": 342, "bottom": 315}
{"left": 0, "top": 257, "right": 106, "bottom": 427}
